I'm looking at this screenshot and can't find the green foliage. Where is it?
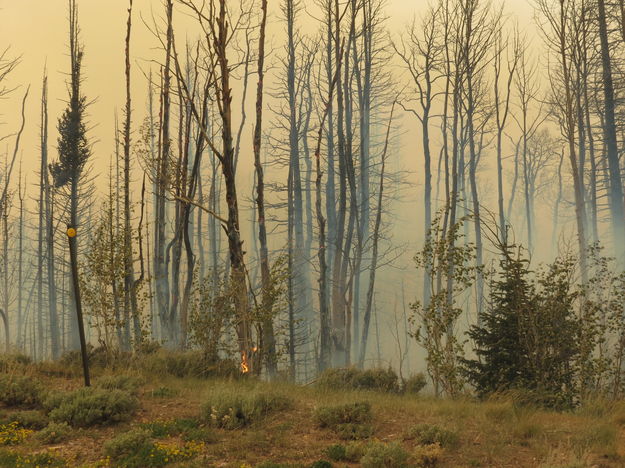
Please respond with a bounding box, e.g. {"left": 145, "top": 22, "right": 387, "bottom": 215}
{"left": 324, "top": 444, "right": 347, "bottom": 461}
{"left": 317, "top": 367, "right": 400, "bottom": 393}
{"left": 104, "top": 428, "right": 152, "bottom": 463}
{"left": 36, "top": 422, "right": 71, "bottom": 444}
{"left": 1, "top": 410, "right": 48, "bottom": 429}
{"left": 360, "top": 441, "right": 410, "bottom": 468}
{"left": 105, "top": 431, "right": 207, "bottom": 467}
{"left": 314, "top": 402, "right": 373, "bottom": 440}
{"left": 0, "top": 448, "right": 66, "bottom": 467}
{"left": 410, "top": 211, "right": 479, "bottom": 397}
{"left": 464, "top": 247, "right": 579, "bottom": 409}
{"left": 405, "top": 424, "right": 458, "bottom": 448}
{"left": 403, "top": 373, "right": 427, "bottom": 394}
{"left": 0, "top": 375, "right": 44, "bottom": 408}
{"left": 201, "top": 392, "right": 291, "bottom": 429}
{"left": 45, "top": 387, "right": 138, "bottom": 428}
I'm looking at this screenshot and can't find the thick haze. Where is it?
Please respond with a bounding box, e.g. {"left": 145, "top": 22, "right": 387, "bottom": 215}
{"left": 0, "top": 0, "right": 541, "bottom": 372}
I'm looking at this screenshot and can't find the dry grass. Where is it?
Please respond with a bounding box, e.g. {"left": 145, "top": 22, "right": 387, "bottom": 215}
{"left": 0, "top": 361, "right": 621, "bottom": 467}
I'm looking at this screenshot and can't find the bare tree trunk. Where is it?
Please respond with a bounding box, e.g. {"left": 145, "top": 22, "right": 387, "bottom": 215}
{"left": 358, "top": 102, "right": 395, "bottom": 367}
{"left": 597, "top": 0, "right": 625, "bottom": 260}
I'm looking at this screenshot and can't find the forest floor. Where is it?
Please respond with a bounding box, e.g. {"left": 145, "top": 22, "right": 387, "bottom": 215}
{"left": 0, "top": 360, "right": 624, "bottom": 468}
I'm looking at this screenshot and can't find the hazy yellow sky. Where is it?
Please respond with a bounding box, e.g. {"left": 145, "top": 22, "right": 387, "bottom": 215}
{"left": 0, "top": 0, "right": 535, "bottom": 186}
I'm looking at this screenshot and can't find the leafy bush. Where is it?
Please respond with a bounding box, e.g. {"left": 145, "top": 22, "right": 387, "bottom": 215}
{"left": 95, "top": 375, "right": 144, "bottom": 394}
{"left": 315, "top": 402, "right": 372, "bottom": 427}
{"left": 0, "top": 375, "right": 44, "bottom": 408}
{"left": 315, "top": 402, "right": 373, "bottom": 440}
{"left": 360, "top": 442, "right": 409, "bottom": 468}
{"left": 45, "top": 387, "right": 138, "bottom": 428}
{"left": 104, "top": 428, "right": 153, "bottom": 461}
{"left": 403, "top": 373, "right": 427, "bottom": 395}
{"left": 36, "top": 422, "right": 71, "bottom": 444}
{"left": 317, "top": 367, "right": 400, "bottom": 393}
{"left": 201, "top": 392, "right": 291, "bottom": 429}
{"left": 405, "top": 424, "right": 458, "bottom": 448}
{"left": 413, "top": 443, "right": 443, "bottom": 468}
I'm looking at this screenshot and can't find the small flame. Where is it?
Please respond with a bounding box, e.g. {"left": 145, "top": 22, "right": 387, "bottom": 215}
{"left": 240, "top": 351, "right": 249, "bottom": 374}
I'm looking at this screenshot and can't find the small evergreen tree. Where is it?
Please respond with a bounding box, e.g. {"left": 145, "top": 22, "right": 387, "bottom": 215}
{"left": 464, "top": 246, "right": 579, "bottom": 409}
{"left": 464, "top": 247, "right": 534, "bottom": 398}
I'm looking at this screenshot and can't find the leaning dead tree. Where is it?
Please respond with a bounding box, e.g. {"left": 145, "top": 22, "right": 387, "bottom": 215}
{"left": 175, "top": 0, "right": 256, "bottom": 373}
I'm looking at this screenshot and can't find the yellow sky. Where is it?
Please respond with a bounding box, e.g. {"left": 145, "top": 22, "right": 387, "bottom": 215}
{"left": 0, "top": 0, "right": 535, "bottom": 183}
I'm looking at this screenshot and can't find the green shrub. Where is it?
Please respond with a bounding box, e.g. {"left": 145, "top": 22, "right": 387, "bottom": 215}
{"left": 360, "top": 442, "right": 409, "bottom": 468}
{"left": 36, "top": 422, "right": 71, "bottom": 444}
{"left": 45, "top": 387, "right": 138, "bottom": 428}
{"left": 104, "top": 428, "right": 152, "bottom": 460}
{"left": 2, "top": 410, "right": 48, "bottom": 429}
{"left": 324, "top": 444, "right": 347, "bottom": 461}
{"left": 335, "top": 423, "right": 374, "bottom": 440}
{"left": 201, "top": 392, "right": 291, "bottom": 429}
{"left": 406, "top": 424, "right": 458, "bottom": 448}
{"left": 317, "top": 367, "right": 400, "bottom": 393}
{"left": 403, "top": 373, "right": 427, "bottom": 395}
{"left": 315, "top": 402, "right": 373, "bottom": 440}
{"left": 95, "top": 375, "right": 144, "bottom": 394}
{"left": 315, "top": 402, "right": 372, "bottom": 427}
{"left": 0, "top": 375, "right": 43, "bottom": 408}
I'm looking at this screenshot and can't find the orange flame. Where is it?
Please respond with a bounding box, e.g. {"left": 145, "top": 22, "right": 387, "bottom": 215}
{"left": 240, "top": 351, "right": 249, "bottom": 374}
